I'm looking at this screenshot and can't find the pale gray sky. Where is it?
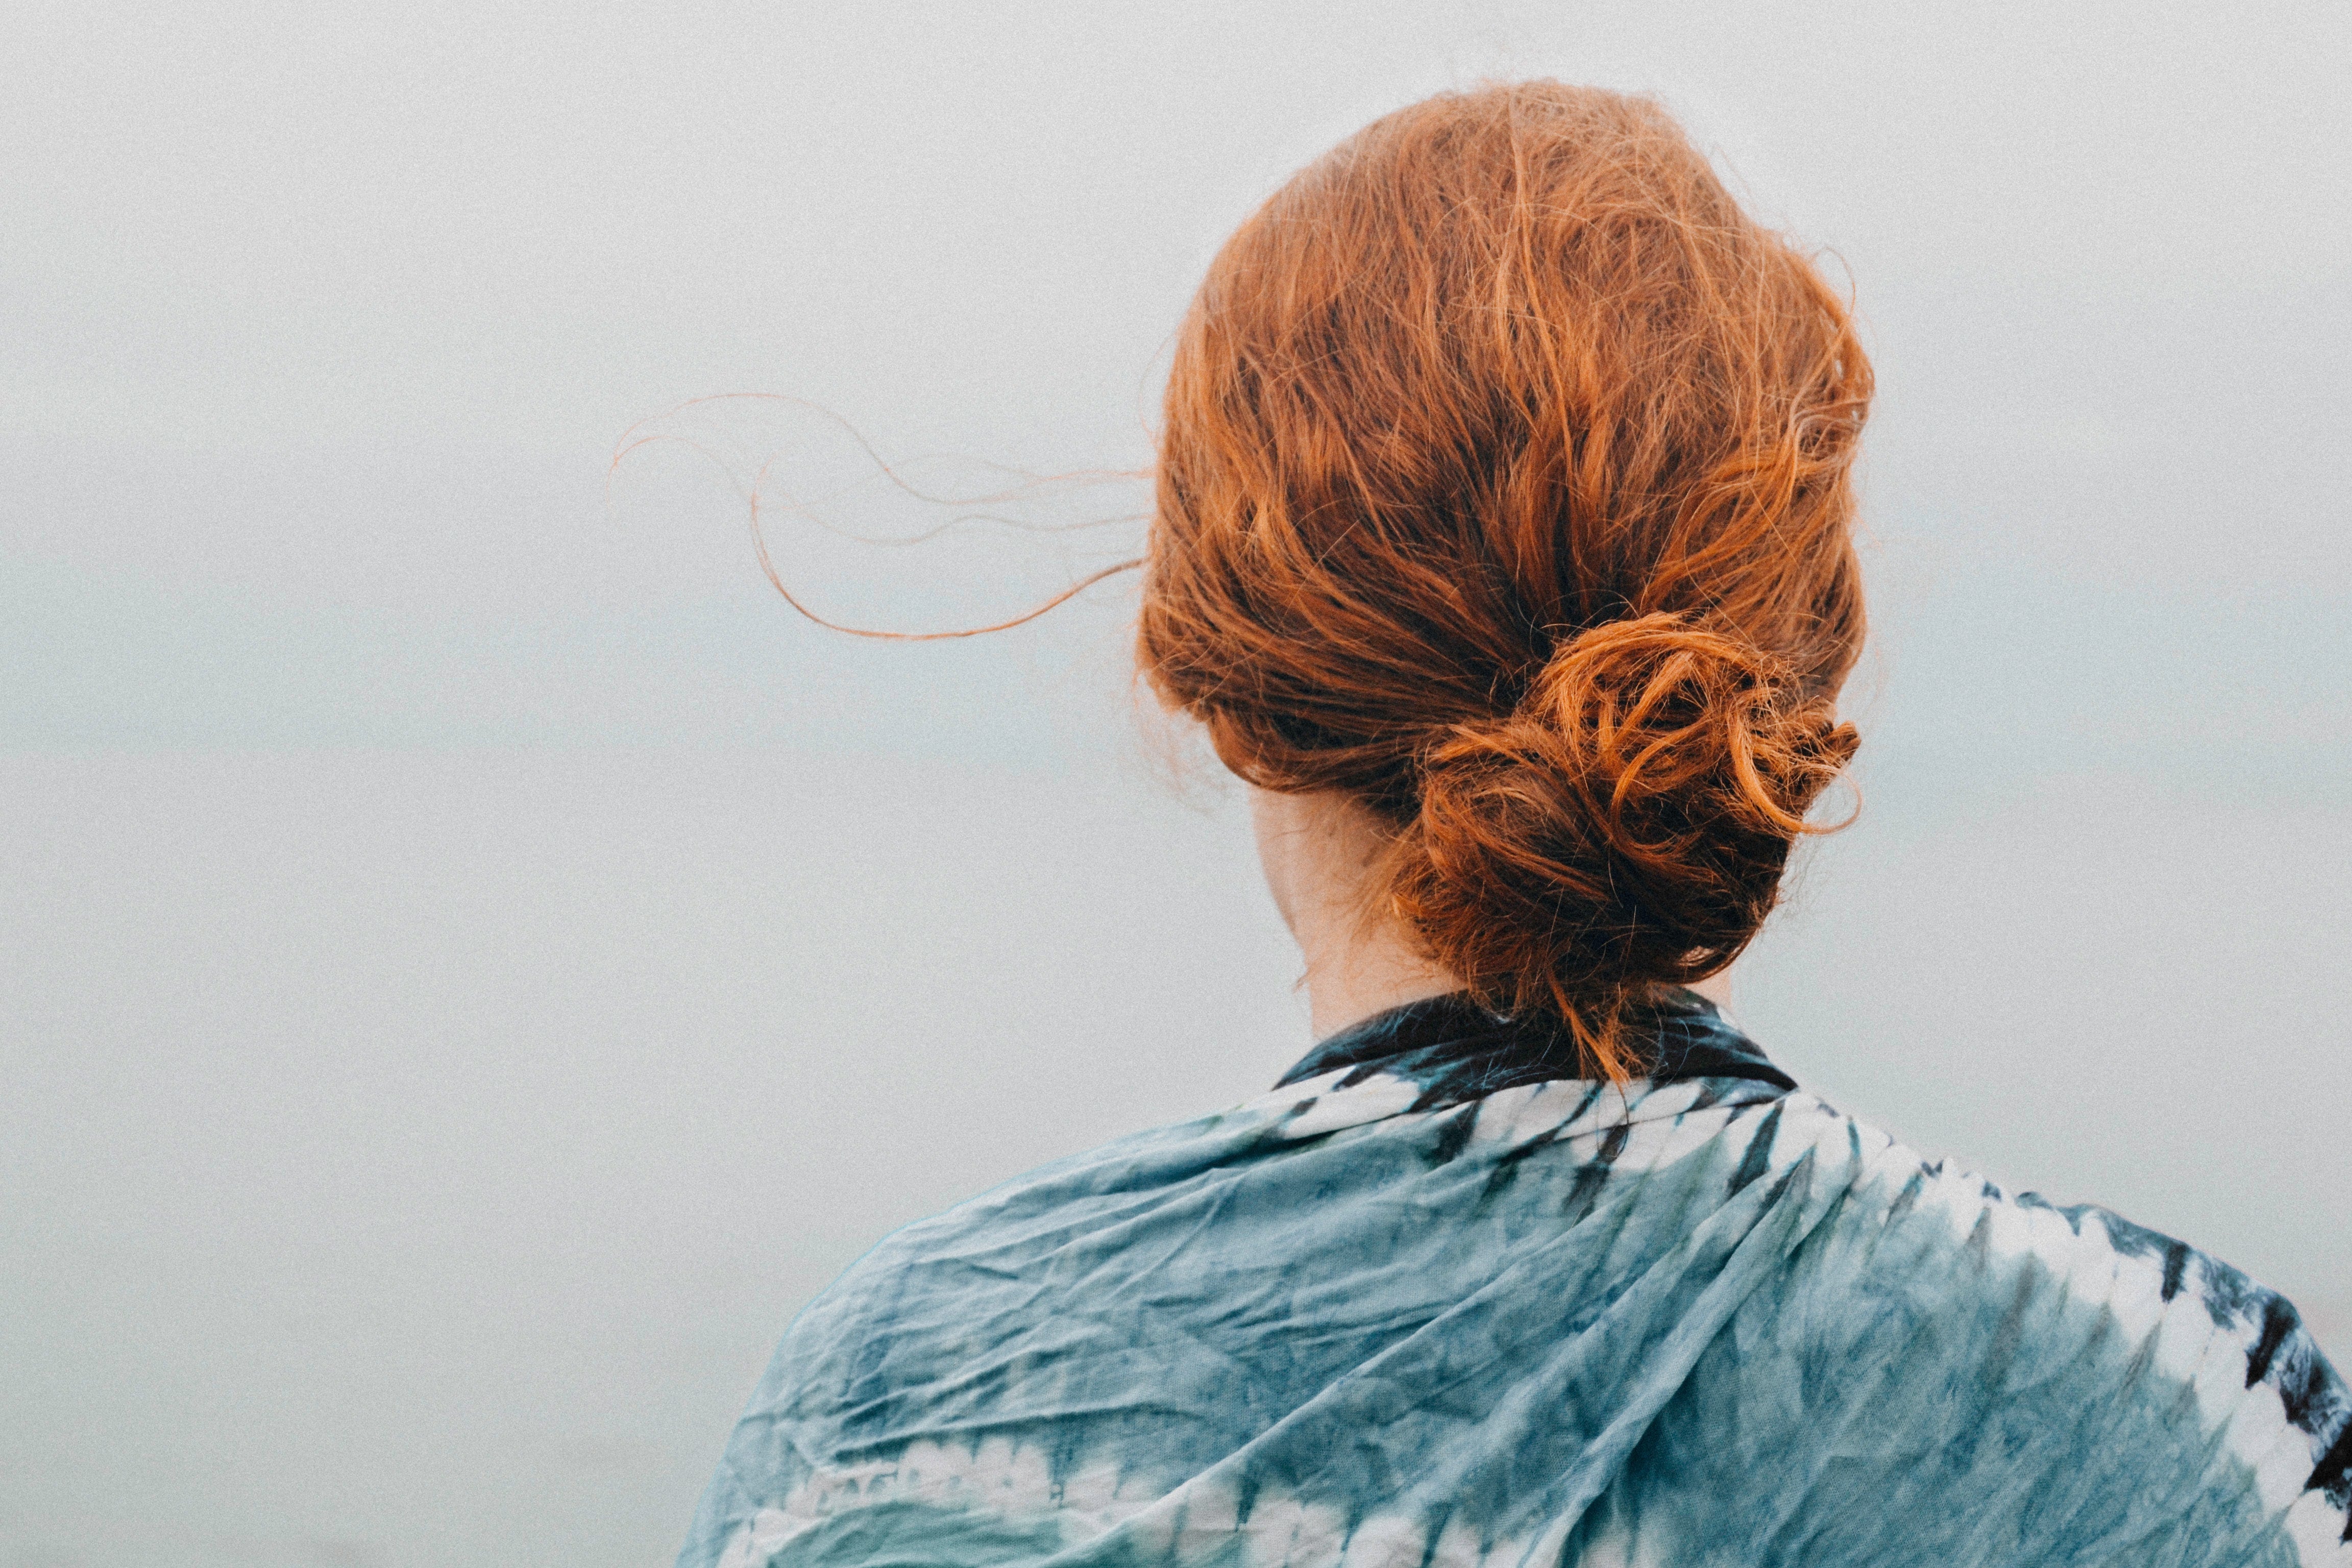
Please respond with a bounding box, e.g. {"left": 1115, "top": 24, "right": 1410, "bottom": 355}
{"left": 4, "top": 4, "right": 2347, "bottom": 1565}
{"left": 6, "top": 0, "right": 2348, "bottom": 758}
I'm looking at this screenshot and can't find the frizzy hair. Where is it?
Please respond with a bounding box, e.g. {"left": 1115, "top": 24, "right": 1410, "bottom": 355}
{"left": 1137, "top": 81, "right": 1870, "bottom": 1080}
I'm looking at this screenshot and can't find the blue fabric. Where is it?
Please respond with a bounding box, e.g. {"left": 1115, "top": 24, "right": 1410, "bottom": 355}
{"left": 681, "top": 996, "right": 2351, "bottom": 1567}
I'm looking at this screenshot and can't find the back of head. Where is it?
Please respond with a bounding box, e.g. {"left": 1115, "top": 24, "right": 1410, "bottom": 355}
{"left": 1139, "top": 81, "right": 1871, "bottom": 1079}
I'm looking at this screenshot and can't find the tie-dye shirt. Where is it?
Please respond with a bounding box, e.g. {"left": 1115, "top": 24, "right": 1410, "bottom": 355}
{"left": 680, "top": 993, "right": 2351, "bottom": 1567}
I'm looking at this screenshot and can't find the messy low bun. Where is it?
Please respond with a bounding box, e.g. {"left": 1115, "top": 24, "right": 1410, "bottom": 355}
{"left": 1392, "top": 616, "right": 1857, "bottom": 1077}
{"left": 1140, "top": 82, "right": 1873, "bottom": 1077}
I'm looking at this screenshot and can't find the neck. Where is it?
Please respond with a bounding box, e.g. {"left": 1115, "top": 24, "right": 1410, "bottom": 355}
{"left": 1247, "top": 788, "right": 1462, "bottom": 1040}
{"left": 1302, "top": 934, "right": 1461, "bottom": 1041}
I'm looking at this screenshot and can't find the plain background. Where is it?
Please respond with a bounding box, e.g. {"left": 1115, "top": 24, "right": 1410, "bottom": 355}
{"left": 4, "top": 3, "right": 2347, "bottom": 1564}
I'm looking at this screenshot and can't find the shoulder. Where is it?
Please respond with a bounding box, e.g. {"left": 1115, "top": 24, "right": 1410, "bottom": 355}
{"left": 1748, "top": 1098, "right": 2352, "bottom": 1564}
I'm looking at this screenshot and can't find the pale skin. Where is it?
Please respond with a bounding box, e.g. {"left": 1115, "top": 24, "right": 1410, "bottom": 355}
{"left": 1247, "top": 786, "right": 1735, "bottom": 1041}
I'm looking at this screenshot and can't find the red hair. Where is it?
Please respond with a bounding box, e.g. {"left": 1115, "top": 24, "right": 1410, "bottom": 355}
{"left": 1138, "top": 82, "right": 1871, "bottom": 1079}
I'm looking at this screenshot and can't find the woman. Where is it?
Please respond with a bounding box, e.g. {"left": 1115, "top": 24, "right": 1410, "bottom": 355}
{"left": 679, "top": 83, "right": 2349, "bottom": 1567}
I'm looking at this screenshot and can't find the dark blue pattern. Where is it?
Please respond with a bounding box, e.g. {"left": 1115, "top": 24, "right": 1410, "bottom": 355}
{"left": 680, "top": 1004, "right": 2350, "bottom": 1566}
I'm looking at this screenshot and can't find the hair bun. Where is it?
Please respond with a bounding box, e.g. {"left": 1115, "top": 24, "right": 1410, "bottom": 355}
{"left": 1391, "top": 612, "right": 1858, "bottom": 1078}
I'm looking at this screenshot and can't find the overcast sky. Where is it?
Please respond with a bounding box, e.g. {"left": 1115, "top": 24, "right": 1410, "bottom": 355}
{"left": 5, "top": 0, "right": 2347, "bottom": 766}
{"left": 4, "top": 5, "right": 2348, "bottom": 1565}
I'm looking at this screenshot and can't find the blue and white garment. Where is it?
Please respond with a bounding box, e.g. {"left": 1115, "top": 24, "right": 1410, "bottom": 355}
{"left": 680, "top": 993, "right": 2351, "bottom": 1567}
